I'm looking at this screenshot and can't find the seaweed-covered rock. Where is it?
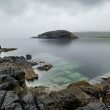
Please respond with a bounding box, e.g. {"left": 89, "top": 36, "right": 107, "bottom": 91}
{"left": 33, "top": 30, "right": 78, "bottom": 39}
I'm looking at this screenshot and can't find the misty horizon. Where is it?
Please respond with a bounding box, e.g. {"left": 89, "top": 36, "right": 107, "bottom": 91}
{"left": 0, "top": 0, "right": 110, "bottom": 38}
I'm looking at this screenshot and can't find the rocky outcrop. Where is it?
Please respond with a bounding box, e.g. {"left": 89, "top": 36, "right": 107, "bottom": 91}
{"left": 37, "top": 64, "right": 53, "bottom": 71}
{"left": 0, "top": 65, "right": 26, "bottom": 110}
{"left": 1, "top": 91, "right": 23, "bottom": 110}
{"left": 0, "top": 56, "right": 110, "bottom": 110}
{"left": 0, "top": 48, "right": 17, "bottom": 52}
{"left": 0, "top": 56, "right": 38, "bottom": 81}
{"left": 32, "top": 30, "right": 78, "bottom": 39}
{"left": 26, "top": 54, "right": 32, "bottom": 60}
{"left": 29, "top": 80, "right": 110, "bottom": 110}
{"left": 76, "top": 101, "right": 107, "bottom": 110}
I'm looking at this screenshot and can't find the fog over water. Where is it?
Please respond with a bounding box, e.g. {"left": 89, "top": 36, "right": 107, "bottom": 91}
{"left": 0, "top": 0, "right": 110, "bottom": 38}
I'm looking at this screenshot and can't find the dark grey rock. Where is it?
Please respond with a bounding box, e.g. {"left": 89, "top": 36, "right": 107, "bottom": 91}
{"left": 1, "top": 91, "right": 23, "bottom": 110}
{"left": 76, "top": 101, "right": 109, "bottom": 110}
{"left": 9, "top": 70, "right": 25, "bottom": 86}
{"left": 0, "top": 67, "right": 25, "bottom": 86}
{"left": 33, "top": 30, "right": 78, "bottom": 39}
{"left": 28, "top": 61, "right": 38, "bottom": 66}
{"left": 0, "top": 82, "right": 16, "bottom": 91}
{"left": 0, "top": 90, "right": 7, "bottom": 108}
{"left": 23, "top": 93, "right": 39, "bottom": 110}
{"left": 37, "top": 64, "right": 53, "bottom": 71}
{"left": 0, "top": 75, "right": 17, "bottom": 91}
{"left": 26, "top": 54, "right": 32, "bottom": 60}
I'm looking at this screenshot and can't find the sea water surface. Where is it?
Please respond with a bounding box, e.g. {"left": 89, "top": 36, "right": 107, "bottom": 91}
{"left": 1, "top": 33, "right": 110, "bottom": 87}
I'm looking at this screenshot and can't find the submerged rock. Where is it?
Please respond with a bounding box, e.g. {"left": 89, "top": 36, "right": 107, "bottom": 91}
{"left": 37, "top": 64, "right": 53, "bottom": 71}
{"left": 32, "top": 30, "right": 78, "bottom": 39}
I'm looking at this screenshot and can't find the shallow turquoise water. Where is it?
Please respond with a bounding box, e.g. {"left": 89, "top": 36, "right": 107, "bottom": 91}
{"left": 26, "top": 53, "right": 89, "bottom": 87}
{"left": 1, "top": 36, "right": 110, "bottom": 86}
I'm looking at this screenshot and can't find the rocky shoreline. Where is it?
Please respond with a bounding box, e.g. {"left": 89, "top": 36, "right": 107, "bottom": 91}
{"left": 0, "top": 56, "right": 38, "bottom": 81}
{"left": 0, "top": 48, "right": 17, "bottom": 52}
{"left": 0, "top": 56, "right": 110, "bottom": 110}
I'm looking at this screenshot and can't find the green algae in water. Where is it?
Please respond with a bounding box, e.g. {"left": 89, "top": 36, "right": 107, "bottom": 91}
{"left": 27, "top": 53, "right": 89, "bottom": 87}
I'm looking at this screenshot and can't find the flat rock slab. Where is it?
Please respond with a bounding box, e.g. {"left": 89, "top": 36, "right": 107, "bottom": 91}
{"left": 0, "top": 48, "right": 17, "bottom": 52}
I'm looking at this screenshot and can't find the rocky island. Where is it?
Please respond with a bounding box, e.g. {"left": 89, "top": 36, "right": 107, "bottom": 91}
{"left": 0, "top": 56, "right": 110, "bottom": 110}
{"left": 32, "top": 30, "right": 78, "bottom": 39}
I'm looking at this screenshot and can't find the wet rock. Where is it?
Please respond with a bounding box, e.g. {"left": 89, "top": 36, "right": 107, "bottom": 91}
{"left": 10, "top": 70, "right": 25, "bottom": 86}
{"left": 0, "top": 90, "right": 7, "bottom": 108}
{"left": 25, "top": 70, "right": 38, "bottom": 81}
{"left": 0, "top": 56, "right": 110, "bottom": 110}
{"left": 0, "top": 67, "right": 25, "bottom": 86}
{"left": 0, "top": 58, "right": 4, "bottom": 63}
{"left": 37, "top": 64, "right": 53, "bottom": 71}
{"left": 0, "top": 48, "right": 17, "bottom": 52}
{"left": 33, "top": 30, "right": 78, "bottom": 39}
{"left": 0, "top": 56, "right": 37, "bottom": 81}
{"left": 0, "top": 75, "right": 17, "bottom": 91}
{"left": 32, "top": 81, "right": 92, "bottom": 110}
{"left": 101, "top": 84, "right": 110, "bottom": 106}
{"left": 0, "top": 82, "right": 17, "bottom": 91}
{"left": 23, "top": 93, "right": 39, "bottom": 110}
{"left": 26, "top": 54, "right": 32, "bottom": 60}
{"left": 76, "top": 101, "right": 108, "bottom": 110}
{"left": 67, "top": 80, "right": 91, "bottom": 89}
{"left": 28, "top": 61, "right": 38, "bottom": 66}
{"left": 1, "top": 91, "right": 23, "bottom": 110}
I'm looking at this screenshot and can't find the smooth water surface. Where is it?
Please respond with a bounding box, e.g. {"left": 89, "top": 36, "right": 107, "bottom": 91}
{"left": 1, "top": 33, "right": 110, "bottom": 86}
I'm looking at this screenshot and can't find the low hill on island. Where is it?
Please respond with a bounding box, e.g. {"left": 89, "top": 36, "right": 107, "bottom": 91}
{"left": 32, "top": 30, "right": 78, "bottom": 39}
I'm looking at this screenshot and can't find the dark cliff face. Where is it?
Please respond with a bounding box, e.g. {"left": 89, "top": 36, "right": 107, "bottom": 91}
{"left": 33, "top": 30, "right": 78, "bottom": 39}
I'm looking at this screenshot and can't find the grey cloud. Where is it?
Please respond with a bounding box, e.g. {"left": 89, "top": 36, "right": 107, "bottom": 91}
{"left": 0, "top": 0, "right": 109, "bottom": 15}
{"left": 36, "top": 0, "right": 110, "bottom": 9}
{"left": 0, "top": 0, "right": 30, "bottom": 15}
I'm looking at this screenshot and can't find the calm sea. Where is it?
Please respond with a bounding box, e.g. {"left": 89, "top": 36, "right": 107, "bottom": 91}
{"left": 1, "top": 32, "right": 110, "bottom": 86}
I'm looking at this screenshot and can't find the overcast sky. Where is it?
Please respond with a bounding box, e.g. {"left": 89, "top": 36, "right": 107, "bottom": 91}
{"left": 0, "top": 0, "right": 110, "bottom": 38}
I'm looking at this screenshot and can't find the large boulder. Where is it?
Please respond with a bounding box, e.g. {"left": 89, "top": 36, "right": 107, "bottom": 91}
{"left": 1, "top": 91, "right": 23, "bottom": 110}
{"left": 0, "top": 56, "right": 38, "bottom": 81}
{"left": 76, "top": 101, "right": 107, "bottom": 110}
{"left": 23, "top": 93, "right": 39, "bottom": 110}
{"left": 0, "top": 90, "right": 7, "bottom": 108}
{"left": 33, "top": 30, "right": 78, "bottom": 39}
{"left": 0, "top": 67, "right": 25, "bottom": 86}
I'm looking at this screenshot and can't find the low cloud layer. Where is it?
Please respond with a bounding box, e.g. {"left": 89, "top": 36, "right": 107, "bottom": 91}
{"left": 0, "top": 0, "right": 110, "bottom": 38}
{"left": 0, "top": 0, "right": 109, "bottom": 15}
